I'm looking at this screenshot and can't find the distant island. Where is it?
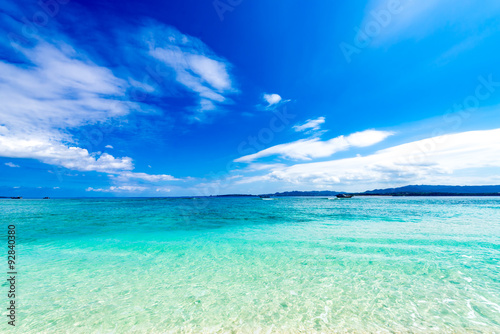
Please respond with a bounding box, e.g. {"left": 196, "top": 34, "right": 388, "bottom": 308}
{"left": 360, "top": 185, "right": 500, "bottom": 196}
{"left": 214, "top": 185, "right": 500, "bottom": 198}
{"left": 267, "top": 190, "right": 343, "bottom": 197}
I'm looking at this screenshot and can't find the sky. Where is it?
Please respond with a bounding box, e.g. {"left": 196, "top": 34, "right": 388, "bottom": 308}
{"left": 1, "top": 0, "right": 500, "bottom": 197}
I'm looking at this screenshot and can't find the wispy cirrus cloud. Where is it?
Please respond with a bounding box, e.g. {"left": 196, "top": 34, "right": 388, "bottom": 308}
{"left": 235, "top": 129, "right": 393, "bottom": 162}
{"left": 0, "top": 41, "right": 137, "bottom": 174}
{"left": 4, "top": 162, "right": 20, "bottom": 168}
{"left": 0, "top": 43, "right": 131, "bottom": 131}
{"left": 0, "top": 5, "right": 240, "bottom": 185}
{"left": 293, "top": 117, "right": 326, "bottom": 133}
{"left": 146, "top": 25, "right": 238, "bottom": 118}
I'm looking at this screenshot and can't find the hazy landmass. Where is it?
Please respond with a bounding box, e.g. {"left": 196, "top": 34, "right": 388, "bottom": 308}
{"left": 214, "top": 185, "right": 500, "bottom": 197}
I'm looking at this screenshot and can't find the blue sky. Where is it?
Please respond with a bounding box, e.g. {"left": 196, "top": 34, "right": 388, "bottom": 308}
{"left": 1, "top": 0, "right": 500, "bottom": 197}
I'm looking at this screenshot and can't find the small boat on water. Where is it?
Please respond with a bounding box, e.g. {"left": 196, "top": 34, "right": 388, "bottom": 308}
{"left": 10, "top": 196, "right": 23, "bottom": 199}
{"left": 43, "top": 197, "right": 50, "bottom": 199}
{"left": 336, "top": 194, "right": 353, "bottom": 198}
{"left": 259, "top": 195, "right": 273, "bottom": 200}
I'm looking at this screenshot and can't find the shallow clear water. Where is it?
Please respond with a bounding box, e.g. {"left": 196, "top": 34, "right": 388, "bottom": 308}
{"left": 1, "top": 197, "right": 500, "bottom": 333}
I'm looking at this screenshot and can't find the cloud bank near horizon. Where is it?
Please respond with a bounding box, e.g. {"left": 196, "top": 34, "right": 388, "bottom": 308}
{"left": 235, "top": 129, "right": 394, "bottom": 162}
{"left": 232, "top": 128, "right": 500, "bottom": 191}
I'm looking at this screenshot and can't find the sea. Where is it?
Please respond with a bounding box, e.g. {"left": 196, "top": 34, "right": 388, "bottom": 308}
{"left": 1, "top": 196, "right": 499, "bottom": 333}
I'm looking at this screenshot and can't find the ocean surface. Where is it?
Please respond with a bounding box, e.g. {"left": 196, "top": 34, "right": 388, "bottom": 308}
{"left": 1, "top": 196, "right": 500, "bottom": 333}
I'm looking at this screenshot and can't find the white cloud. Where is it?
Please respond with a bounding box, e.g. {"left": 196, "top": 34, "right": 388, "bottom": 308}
{"left": 0, "top": 21, "right": 239, "bottom": 180}
{"left": 293, "top": 117, "right": 326, "bottom": 132}
{"left": 0, "top": 43, "right": 131, "bottom": 132}
{"left": 235, "top": 129, "right": 393, "bottom": 162}
{"left": 85, "top": 171, "right": 182, "bottom": 195}
{"left": 4, "top": 162, "right": 20, "bottom": 168}
{"left": 188, "top": 54, "right": 231, "bottom": 91}
{"left": 83, "top": 172, "right": 182, "bottom": 195}
{"left": 0, "top": 42, "right": 137, "bottom": 174}
{"left": 257, "top": 93, "right": 291, "bottom": 112}
{"left": 242, "top": 128, "right": 500, "bottom": 190}
{"left": 86, "top": 186, "right": 147, "bottom": 193}
{"left": 147, "top": 25, "right": 237, "bottom": 115}
{"left": 244, "top": 163, "right": 287, "bottom": 171}
{"left": 0, "top": 136, "right": 133, "bottom": 173}
{"left": 155, "top": 187, "right": 171, "bottom": 193}
{"left": 263, "top": 93, "right": 282, "bottom": 106}
{"left": 112, "top": 172, "right": 178, "bottom": 182}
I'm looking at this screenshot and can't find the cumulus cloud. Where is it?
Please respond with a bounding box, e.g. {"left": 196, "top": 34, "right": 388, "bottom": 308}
{"left": 293, "top": 117, "right": 326, "bottom": 132}
{"left": 235, "top": 129, "right": 393, "bottom": 162}
{"left": 258, "top": 93, "right": 292, "bottom": 111}
{"left": 263, "top": 93, "right": 282, "bottom": 106}
{"left": 242, "top": 128, "right": 500, "bottom": 189}
{"left": 4, "top": 162, "right": 20, "bottom": 168}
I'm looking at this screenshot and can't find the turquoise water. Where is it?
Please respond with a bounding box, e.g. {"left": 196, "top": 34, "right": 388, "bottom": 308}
{"left": 1, "top": 197, "right": 500, "bottom": 333}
